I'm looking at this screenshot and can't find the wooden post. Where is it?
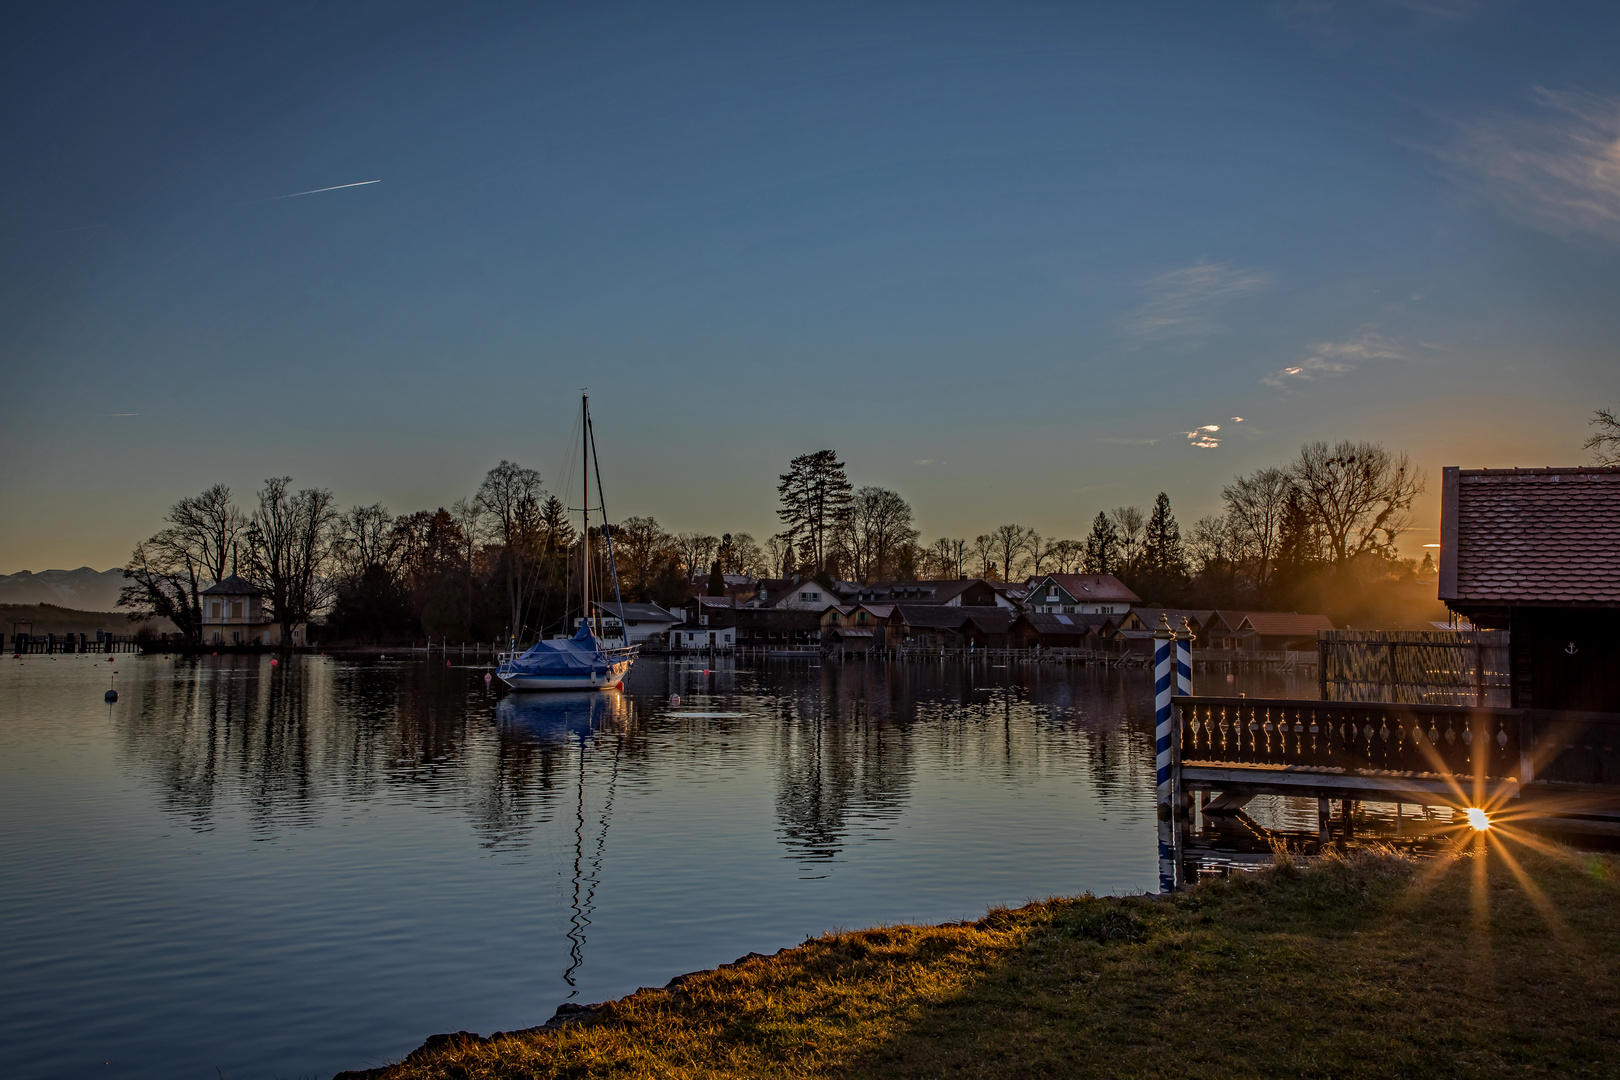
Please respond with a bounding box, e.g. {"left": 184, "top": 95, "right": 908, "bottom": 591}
{"left": 1318, "top": 797, "right": 1332, "bottom": 842}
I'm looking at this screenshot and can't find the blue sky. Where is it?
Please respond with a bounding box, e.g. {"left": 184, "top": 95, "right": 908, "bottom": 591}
{"left": 3, "top": 0, "right": 1617, "bottom": 571}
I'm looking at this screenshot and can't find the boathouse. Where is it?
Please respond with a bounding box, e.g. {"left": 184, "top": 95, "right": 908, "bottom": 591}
{"left": 1439, "top": 465, "right": 1620, "bottom": 712}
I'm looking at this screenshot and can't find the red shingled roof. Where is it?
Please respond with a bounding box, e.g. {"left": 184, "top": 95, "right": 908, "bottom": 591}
{"left": 1440, "top": 466, "right": 1620, "bottom": 605}
{"left": 1237, "top": 612, "right": 1335, "bottom": 636}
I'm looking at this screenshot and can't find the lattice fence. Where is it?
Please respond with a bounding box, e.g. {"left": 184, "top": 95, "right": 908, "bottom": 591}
{"left": 1318, "top": 629, "right": 1510, "bottom": 707}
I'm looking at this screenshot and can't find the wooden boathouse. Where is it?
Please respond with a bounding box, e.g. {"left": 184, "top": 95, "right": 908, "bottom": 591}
{"left": 1170, "top": 464, "right": 1620, "bottom": 840}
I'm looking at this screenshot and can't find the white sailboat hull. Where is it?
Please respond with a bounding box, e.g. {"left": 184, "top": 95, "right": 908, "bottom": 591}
{"left": 496, "top": 658, "right": 634, "bottom": 692}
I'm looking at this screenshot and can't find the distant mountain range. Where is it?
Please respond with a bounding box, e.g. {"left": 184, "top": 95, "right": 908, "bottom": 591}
{"left": 0, "top": 568, "right": 128, "bottom": 612}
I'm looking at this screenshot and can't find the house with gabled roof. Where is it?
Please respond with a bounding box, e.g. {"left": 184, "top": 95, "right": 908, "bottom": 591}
{"left": 839, "top": 578, "right": 1016, "bottom": 608}
{"left": 1010, "top": 611, "right": 1116, "bottom": 649}
{"left": 1439, "top": 465, "right": 1620, "bottom": 712}
{"left": 1023, "top": 574, "right": 1139, "bottom": 616}
{"left": 199, "top": 575, "right": 305, "bottom": 646}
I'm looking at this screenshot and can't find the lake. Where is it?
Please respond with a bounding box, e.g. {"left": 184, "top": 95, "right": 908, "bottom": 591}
{"left": 0, "top": 651, "right": 1315, "bottom": 1080}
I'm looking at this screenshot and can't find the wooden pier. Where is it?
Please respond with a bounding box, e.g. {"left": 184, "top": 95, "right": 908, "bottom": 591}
{"left": 1170, "top": 694, "right": 1620, "bottom": 839}
{"left": 7, "top": 631, "right": 140, "bottom": 654}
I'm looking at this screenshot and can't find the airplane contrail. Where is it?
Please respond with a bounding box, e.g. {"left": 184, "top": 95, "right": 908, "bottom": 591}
{"left": 273, "top": 179, "right": 381, "bottom": 200}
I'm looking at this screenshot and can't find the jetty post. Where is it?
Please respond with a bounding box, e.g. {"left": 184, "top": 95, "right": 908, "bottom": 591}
{"left": 1155, "top": 616, "right": 1177, "bottom": 892}
{"left": 1153, "top": 616, "right": 1175, "bottom": 814}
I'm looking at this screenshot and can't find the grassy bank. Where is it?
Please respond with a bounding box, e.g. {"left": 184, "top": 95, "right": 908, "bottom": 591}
{"left": 346, "top": 844, "right": 1620, "bottom": 1079}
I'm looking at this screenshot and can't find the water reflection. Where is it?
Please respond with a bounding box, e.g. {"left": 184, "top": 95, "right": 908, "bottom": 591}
{"left": 4, "top": 652, "right": 1219, "bottom": 1080}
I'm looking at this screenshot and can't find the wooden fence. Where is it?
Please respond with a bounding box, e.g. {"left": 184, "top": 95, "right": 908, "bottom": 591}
{"left": 1318, "top": 629, "right": 1510, "bottom": 707}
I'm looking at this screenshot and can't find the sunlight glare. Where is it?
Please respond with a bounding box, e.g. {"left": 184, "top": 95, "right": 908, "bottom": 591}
{"left": 1465, "top": 807, "right": 1491, "bottom": 831}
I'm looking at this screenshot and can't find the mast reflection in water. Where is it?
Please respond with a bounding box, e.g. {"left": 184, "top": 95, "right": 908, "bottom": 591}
{"left": 0, "top": 652, "right": 1315, "bottom": 1080}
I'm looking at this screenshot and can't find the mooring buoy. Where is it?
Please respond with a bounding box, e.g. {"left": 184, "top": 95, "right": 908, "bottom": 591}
{"left": 104, "top": 690, "right": 118, "bottom": 702}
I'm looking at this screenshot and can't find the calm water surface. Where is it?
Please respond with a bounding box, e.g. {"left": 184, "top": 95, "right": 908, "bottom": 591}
{"left": 0, "top": 652, "right": 1311, "bottom": 1080}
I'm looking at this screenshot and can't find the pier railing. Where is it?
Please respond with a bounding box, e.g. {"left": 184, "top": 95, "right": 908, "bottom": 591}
{"left": 1175, "top": 696, "right": 1620, "bottom": 787}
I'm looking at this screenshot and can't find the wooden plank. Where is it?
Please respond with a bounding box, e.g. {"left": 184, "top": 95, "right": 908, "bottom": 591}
{"left": 1181, "top": 763, "right": 1520, "bottom": 804}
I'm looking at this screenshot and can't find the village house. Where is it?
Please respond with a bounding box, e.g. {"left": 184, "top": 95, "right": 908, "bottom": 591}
{"left": 886, "top": 604, "right": 1014, "bottom": 650}
{"left": 820, "top": 602, "right": 895, "bottom": 653}
{"left": 1022, "top": 574, "right": 1139, "bottom": 615}
{"left": 1231, "top": 611, "right": 1336, "bottom": 652}
{"left": 1009, "top": 611, "right": 1117, "bottom": 650}
{"left": 199, "top": 575, "right": 305, "bottom": 646}
{"left": 1439, "top": 465, "right": 1620, "bottom": 712}
{"left": 836, "top": 578, "right": 1017, "bottom": 608}
{"left": 587, "top": 601, "right": 683, "bottom": 646}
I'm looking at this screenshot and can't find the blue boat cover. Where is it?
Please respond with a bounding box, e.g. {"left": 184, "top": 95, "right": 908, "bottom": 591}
{"left": 505, "top": 622, "right": 613, "bottom": 677}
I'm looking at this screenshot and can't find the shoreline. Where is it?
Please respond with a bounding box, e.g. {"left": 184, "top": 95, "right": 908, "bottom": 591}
{"left": 327, "top": 846, "right": 1620, "bottom": 1079}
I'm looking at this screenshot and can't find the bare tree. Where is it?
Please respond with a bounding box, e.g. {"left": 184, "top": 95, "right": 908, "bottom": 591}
{"left": 846, "top": 486, "right": 919, "bottom": 582}
{"left": 167, "top": 484, "right": 248, "bottom": 584}
{"left": 723, "top": 532, "right": 763, "bottom": 576}
{"left": 990, "top": 524, "right": 1034, "bottom": 583}
{"left": 1587, "top": 405, "right": 1620, "bottom": 465}
{"left": 1289, "top": 441, "right": 1425, "bottom": 565}
{"left": 1108, "top": 506, "right": 1146, "bottom": 578}
{"left": 477, "top": 461, "right": 545, "bottom": 642}
{"left": 244, "top": 478, "right": 339, "bottom": 644}
{"left": 972, "top": 534, "right": 997, "bottom": 578}
{"left": 1046, "top": 538, "right": 1084, "bottom": 574}
{"left": 335, "top": 503, "right": 398, "bottom": 580}
{"left": 764, "top": 532, "right": 795, "bottom": 577}
{"left": 1222, "top": 466, "right": 1290, "bottom": 596}
{"left": 118, "top": 538, "right": 204, "bottom": 640}
{"left": 674, "top": 532, "right": 719, "bottom": 579}
{"left": 118, "top": 484, "right": 248, "bottom": 640}
{"left": 611, "top": 516, "right": 675, "bottom": 598}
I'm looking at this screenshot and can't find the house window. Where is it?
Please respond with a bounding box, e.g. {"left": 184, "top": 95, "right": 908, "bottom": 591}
{"left": 210, "top": 602, "right": 221, "bottom": 620}
{"left": 230, "top": 601, "right": 243, "bottom": 620}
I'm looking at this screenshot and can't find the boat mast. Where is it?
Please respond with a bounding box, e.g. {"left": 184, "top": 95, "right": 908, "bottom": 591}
{"left": 581, "top": 393, "right": 590, "bottom": 637}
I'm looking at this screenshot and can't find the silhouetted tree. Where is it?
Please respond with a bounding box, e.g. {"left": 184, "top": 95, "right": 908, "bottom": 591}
{"left": 244, "top": 477, "right": 339, "bottom": 644}
{"left": 1587, "top": 405, "right": 1620, "bottom": 465}
{"left": 1083, "top": 513, "right": 1120, "bottom": 575}
{"left": 777, "top": 449, "right": 852, "bottom": 573}
{"left": 1137, "top": 492, "right": 1188, "bottom": 603}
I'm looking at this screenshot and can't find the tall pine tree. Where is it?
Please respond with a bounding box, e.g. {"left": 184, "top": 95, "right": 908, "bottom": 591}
{"left": 1083, "top": 512, "right": 1120, "bottom": 575}
{"left": 776, "top": 450, "right": 852, "bottom": 573}
{"left": 1138, "top": 492, "right": 1189, "bottom": 603}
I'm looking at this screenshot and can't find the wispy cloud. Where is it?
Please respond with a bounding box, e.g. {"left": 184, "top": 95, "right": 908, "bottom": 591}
{"left": 1263, "top": 333, "right": 1403, "bottom": 388}
{"left": 1124, "top": 260, "right": 1271, "bottom": 340}
{"left": 1440, "top": 88, "right": 1620, "bottom": 242}
{"left": 1094, "top": 436, "right": 1161, "bottom": 446}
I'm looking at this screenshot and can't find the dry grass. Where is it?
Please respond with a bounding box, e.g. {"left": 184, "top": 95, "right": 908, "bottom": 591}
{"left": 356, "top": 844, "right": 1620, "bottom": 1080}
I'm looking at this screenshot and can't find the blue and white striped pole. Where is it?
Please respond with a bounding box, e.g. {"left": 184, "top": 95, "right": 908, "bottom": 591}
{"left": 1176, "top": 618, "right": 1193, "bottom": 698}
{"left": 1154, "top": 617, "right": 1175, "bottom": 810}
{"left": 1154, "top": 615, "right": 1177, "bottom": 893}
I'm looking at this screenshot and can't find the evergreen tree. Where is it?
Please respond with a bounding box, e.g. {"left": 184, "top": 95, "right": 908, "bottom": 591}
{"left": 776, "top": 449, "right": 853, "bottom": 572}
{"left": 707, "top": 559, "right": 725, "bottom": 596}
{"left": 1083, "top": 512, "right": 1120, "bottom": 574}
{"left": 1138, "top": 492, "right": 1189, "bottom": 602}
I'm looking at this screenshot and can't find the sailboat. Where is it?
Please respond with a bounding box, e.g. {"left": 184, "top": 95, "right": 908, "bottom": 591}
{"left": 496, "top": 394, "right": 639, "bottom": 691}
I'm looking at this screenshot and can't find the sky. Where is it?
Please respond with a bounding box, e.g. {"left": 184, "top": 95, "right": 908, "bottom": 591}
{"left": 2, "top": 0, "right": 1618, "bottom": 573}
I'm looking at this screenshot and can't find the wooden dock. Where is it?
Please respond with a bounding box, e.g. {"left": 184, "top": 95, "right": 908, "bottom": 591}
{"left": 1169, "top": 694, "right": 1620, "bottom": 838}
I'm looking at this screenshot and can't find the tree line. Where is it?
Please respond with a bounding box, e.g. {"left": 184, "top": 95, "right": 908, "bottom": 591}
{"left": 769, "top": 441, "right": 1433, "bottom": 622}
{"left": 121, "top": 437, "right": 1433, "bottom": 644}
{"left": 119, "top": 463, "right": 768, "bottom": 646}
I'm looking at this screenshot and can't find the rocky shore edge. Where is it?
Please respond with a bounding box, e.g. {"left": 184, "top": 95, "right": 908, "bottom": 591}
{"left": 331, "top": 948, "right": 788, "bottom": 1080}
